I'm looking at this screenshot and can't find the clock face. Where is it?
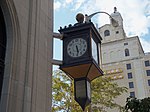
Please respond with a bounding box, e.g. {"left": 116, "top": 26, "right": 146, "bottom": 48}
{"left": 67, "top": 38, "right": 87, "bottom": 57}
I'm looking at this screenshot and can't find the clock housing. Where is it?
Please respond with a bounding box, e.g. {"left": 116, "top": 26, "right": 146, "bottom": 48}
{"left": 59, "top": 22, "right": 103, "bottom": 81}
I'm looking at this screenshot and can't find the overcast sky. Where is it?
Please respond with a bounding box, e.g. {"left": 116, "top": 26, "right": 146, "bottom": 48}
{"left": 54, "top": 0, "right": 150, "bottom": 53}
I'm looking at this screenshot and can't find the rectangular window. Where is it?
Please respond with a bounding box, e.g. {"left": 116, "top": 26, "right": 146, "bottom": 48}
{"left": 130, "top": 92, "right": 135, "bottom": 97}
{"left": 148, "top": 80, "right": 150, "bottom": 86}
{"left": 146, "top": 70, "right": 150, "bottom": 76}
{"left": 128, "top": 73, "right": 133, "bottom": 79}
{"left": 129, "top": 82, "right": 134, "bottom": 88}
{"left": 126, "top": 64, "right": 131, "bottom": 70}
{"left": 145, "top": 60, "right": 150, "bottom": 67}
{"left": 124, "top": 43, "right": 128, "bottom": 45}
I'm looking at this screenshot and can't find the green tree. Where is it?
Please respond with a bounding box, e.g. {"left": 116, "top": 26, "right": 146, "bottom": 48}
{"left": 52, "top": 70, "right": 127, "bottom": 112}
{"left": 91, "top": 76, "right": 127, "bottom": 112}
{"left": 125, "top": 97, "right": 150, "bottom": 112}
{"left": 52, "top": 70, "right": 82, "bottom": 112}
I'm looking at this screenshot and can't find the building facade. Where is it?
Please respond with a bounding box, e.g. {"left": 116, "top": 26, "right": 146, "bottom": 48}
{"left": 99, "top": 8, "right": 150, "bottom": 108}
{"left": 0, "top": 0, "right": 53, "bottom": 112}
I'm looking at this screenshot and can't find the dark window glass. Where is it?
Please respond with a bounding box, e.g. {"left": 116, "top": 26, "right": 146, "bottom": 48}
{"left": 148, "top": 80, "right": 150, "bottom": 86}
{"left": 146, "top": 70, "right": 150, "bottom": 76}
{"left": 145, "top": 60, "right": 150, "bottom": 67}
{"left": 129, "top": 82, "right": 134, "bottom": 88}
{"left": 126, "top": 64, "right": 131, "bottom": 70}
{"left": 0, "top": 7, "right": 7, "bottom": 101}
{"left": 130, "top": 92, "right": 135, "bottom": 97}
{"left": 116, "top": 31, "right": 119, "bottom": 34}
{"left": 124, "top": 43, "right": 128, "bottom": 45}
{"left": 128, "top": 73, "right": 133, "bottom": 79}
{"left": 125, "top": 49, "right": 130, "bottom": 56}
{"left": 104, "top": 30, "right": 110, "bottom": 36}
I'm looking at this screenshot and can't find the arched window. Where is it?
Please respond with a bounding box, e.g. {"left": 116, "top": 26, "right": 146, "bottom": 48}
{"left": 104, "top": 30, "right": 110, "bottom": 36}
{"left": 125, "top": 49, "right": 130, "bottom": 56}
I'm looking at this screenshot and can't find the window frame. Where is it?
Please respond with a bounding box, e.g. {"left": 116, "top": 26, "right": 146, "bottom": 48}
{"left": 148, "top": 80, "right": 150, "bottom": 86}
{"left": 129, "top": 82, "right": 134, "bottom": 88}
{"left": 145, "top": 60, "right": 150, "bottom": 67}
{"left": 124, "top": 43, "right": 128, "bottom": 46}
{"left": 128, "top": 72, "right": 133, "bottom": 79}
{"left": 146, "top": 70, "right": 150, "bottom": 76}
{"left": 130, "top": 91, "right": 135, "bottom": 97}
{"left": 125, "top": 48, "right": 130, "bottom": 56}
{"left": 126, "top": 64, "right": 131, "bottom": 70}
{"left": 104, "top": 30, "right": 110, "bottom": 37}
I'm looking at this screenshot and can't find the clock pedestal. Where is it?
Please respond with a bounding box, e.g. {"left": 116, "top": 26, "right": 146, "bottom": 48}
{"left": 59, "top": 22, "right": 103, "bottom": 110}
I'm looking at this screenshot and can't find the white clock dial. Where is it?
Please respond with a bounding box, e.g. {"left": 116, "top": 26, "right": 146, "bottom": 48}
{"left": 67, "top": 38, "right": 87, "bottom": 57}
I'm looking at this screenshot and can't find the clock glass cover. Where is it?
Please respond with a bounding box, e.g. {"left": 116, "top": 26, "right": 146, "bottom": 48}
{"left": 67, "top": 38, "right": 87, "bottom": 57}
{"left": 92, "top": 38, "right": 98, "bottom": 63}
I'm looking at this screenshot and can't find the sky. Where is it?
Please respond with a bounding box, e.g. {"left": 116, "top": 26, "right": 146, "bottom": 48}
{"left": 54, "top": 0, "right": 150, "bottom": 56}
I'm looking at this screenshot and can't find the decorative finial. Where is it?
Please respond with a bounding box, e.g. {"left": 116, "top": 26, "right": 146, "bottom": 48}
{"left": 76, "top": 13, "right": 84, "bottom": 23}
{"left": 85, "top": 14, "right": 91, "bottom": 23}
{"left": 114, "top": 7, "right": 117, "bottom": 13}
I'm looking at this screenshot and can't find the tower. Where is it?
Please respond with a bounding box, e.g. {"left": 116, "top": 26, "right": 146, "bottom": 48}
{"left": 0, "top": 0, "right": 53, "bottom": 112}
{"left": 99, "top": 7, "right": 126, "bottom": 43}
{"left": 110, "top": 7, "right": 123, "bottom": 27}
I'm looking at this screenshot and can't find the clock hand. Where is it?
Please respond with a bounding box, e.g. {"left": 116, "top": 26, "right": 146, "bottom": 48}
{"left": 76, "top": 45, "right": 79, "bottom": 53}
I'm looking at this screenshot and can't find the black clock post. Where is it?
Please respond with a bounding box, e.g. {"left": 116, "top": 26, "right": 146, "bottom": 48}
{"left": 58, "top": 13, "right": 103, "bottom": 111}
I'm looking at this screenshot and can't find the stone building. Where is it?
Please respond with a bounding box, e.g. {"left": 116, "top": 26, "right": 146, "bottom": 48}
{"left": 99, "top": 7, "right": 150, "bottom": 109}
{"left": 0, "top": 0, "right": 53, "bottom": 112}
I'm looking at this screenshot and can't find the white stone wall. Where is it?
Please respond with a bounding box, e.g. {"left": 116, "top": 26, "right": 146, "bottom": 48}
{"left": 99, "top": 25, "right": 125, "bottom": 43}
{"left": 0, "top": 0, "right": 53, "bottom": 112}
{"left": 101, "top": 37, "right": 144, "bottom": 64}
{"left": 99, "top": 9, "right": 150, "bottom": 112}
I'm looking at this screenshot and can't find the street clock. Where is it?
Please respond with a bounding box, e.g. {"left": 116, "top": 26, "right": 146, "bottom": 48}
{"left": 59, "top": 17, "right": 103, "bottom": 110}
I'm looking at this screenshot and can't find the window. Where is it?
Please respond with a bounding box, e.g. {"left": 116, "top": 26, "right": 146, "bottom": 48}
{"left": 126, "top": 64, "right": 131, "bottom": 70}
{"left": 130, "top": 92, "right": 135, "bottom": 97}
{"left": 129, "top": 82, "right": 134, "bottom": 88}
{"left": 145, "top": 60, "right": 150, "bottom": 67}
{"left": 146, "top": 70, "right": 150, "bottom": 76}
{"left": 128, "top": 73, "right": 133, "bottom": 79}
{"left": 125, "top": 49, "right": 130, "bottom": 56}
{"left": 104, "top": 30, "right": 110, "bottom": 36}
{"left": 116, "top": 31, "right": 119, "bottom": 34}
{"left": 124, "top": 43, "right": 128, "bottom": 45}
{"left": 148, "top": 80, "right": 150, "bottom": 86}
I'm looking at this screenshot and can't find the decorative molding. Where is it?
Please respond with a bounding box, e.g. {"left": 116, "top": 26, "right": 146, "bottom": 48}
{"left": 103, "top": 68, "right": 124, "bottom": 80}
{"left": 103, "top": 68, "right": 123, "bottom": 75}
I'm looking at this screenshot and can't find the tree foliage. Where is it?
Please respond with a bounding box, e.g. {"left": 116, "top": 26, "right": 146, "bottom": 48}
{"left": 91, "top": 76, "right": 127, "bottom": 112}
{"left": 125, "top": 97, "right": 150, "bottom": 112}
{"left": 52, "top": 70, "right": 127, "bottom": 112}
{"left": 52, "top": 70, "right": 82, "bottom": 112}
